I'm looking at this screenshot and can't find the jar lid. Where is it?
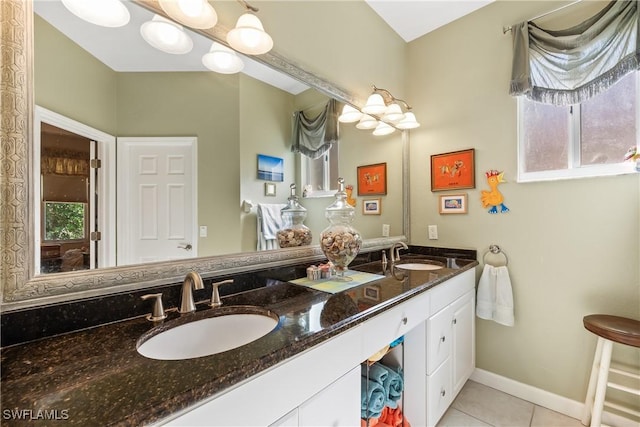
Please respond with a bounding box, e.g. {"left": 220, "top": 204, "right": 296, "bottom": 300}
{"left": 281, "top": 183, "right": 307, "bottom": 214}
{"left": 325, "top": 178, "right": 355, "bottom": 215}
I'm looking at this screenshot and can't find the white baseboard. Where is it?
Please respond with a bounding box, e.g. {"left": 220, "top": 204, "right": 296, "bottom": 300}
{"left": 470, "top": 368, "right": 638, "bottom": 427}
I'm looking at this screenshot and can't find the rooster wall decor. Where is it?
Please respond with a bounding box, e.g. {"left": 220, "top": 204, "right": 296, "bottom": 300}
{"left": 345, "top": 185, "right": 356, "bottom": 207}
{"left": 481, "top": 170, "right": 509, "bottom": 214}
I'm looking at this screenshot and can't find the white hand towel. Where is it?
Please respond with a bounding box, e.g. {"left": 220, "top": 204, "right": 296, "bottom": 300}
{"left": 476, "top": 264, "right": 514, "bottom": 326}
{"left": 257, "top": 203, "right": 286, "bottom": 239}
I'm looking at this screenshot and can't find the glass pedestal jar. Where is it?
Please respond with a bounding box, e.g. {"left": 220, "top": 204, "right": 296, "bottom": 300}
{"left": 320, "top": 178, "right": 362, "bottom": 280}
{"left": 277, "top": 184, "right": 312, "bottom": 248}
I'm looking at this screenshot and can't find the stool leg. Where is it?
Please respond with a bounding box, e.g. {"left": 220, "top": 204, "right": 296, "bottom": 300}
{"left": 591, "top": 339, "right": 613, "bottom": 427}
{"left": 582, "top": 337, "right": 604, "bottom": 426}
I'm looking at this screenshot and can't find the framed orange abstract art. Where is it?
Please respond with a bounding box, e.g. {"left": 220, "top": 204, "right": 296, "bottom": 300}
{"left": 430, "top": 149, "right": 475, "bottom": 192}
{"left": 357, "top": 163, "right": 387, "bottom": 196}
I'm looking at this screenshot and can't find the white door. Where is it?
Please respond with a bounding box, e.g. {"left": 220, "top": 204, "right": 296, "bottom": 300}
{"left": 117, "top": 137, "right": 197, "bottom": 266}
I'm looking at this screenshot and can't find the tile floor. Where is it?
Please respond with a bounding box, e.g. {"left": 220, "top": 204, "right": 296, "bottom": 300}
{"left": 437, "top": 380, "right": 584, "bottom": 427}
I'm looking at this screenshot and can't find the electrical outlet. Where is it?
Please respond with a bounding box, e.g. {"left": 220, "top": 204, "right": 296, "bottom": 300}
{"left": 199, "top": 226, "right": 208, "bottom": 237}
{"left": 382, "top": 224, "right": 390, "bottom": 237}
{"left": 428, "top": 225, "right": 438, "bottom": 240}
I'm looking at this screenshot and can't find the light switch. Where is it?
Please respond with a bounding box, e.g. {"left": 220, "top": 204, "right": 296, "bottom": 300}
{"left": 382, "top": 224, "right": 390, "bottom": 237}
{"left": 199, "top": 226, "right": 208, "bottom": 237}
{"left": 428, "top": 225, "right": 438, "bottom": 240}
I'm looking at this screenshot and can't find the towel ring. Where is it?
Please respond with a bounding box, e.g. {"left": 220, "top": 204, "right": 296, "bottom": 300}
{"left": 483, "top": 244, "right": 509, "bottom": 266}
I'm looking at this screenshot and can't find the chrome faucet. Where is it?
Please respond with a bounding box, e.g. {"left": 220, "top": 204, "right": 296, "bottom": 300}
{"left": 179, "top": 271, "right": 204, "bottom": 314}
{"left": 210, "top": 279, "right": 234, "bottom": 308}
{"left": 389, "top": 242, "right": 409, "bottom": 265}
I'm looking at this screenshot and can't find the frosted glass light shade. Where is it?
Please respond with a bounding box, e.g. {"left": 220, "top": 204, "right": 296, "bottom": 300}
{"left": 395, "top": 112, "right": 421, "bottom": 129}
{"left": 159, "top": 0, "right": 217, "bottom": 29}
{"left": 361, "top": 93, "right": 387, "bottom": 115}
{"left": 141, "top": 15, "right": 193, "bottom": 54}
{"left": 356, "top": 114, "right": 378, "bottom": 130}
{"left": 382, "top": 103, "right": 405, "bottom": 122}
{"left": 373, "top": 122, "right": 395, "bottom": 136}
{"left": 227, "top": 13, "right": 273, "bottom": 55}
{"left": 338, "top": 105, "right": 362, "bottom": 123}
{"left": 61, "top": 0, "right": 130, "bottom": 27}
{"left": 202, "top": 42, "right": 244, "bottom": 74}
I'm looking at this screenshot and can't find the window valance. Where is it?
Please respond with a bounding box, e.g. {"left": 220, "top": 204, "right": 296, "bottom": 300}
{"left": 510, "top": 0, "right": 639, "bottom": 105}
{"left": 291, "top": 99, "right": 340, "bottom": 160}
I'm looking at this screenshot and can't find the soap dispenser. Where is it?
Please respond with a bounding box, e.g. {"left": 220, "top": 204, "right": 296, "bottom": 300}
{"left": 277, "top": 183, "right": 312, "bottom": 248}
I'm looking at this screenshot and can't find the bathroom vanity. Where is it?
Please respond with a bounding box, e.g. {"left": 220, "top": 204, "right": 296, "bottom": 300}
{"left": 0, "top": 248, "right": 477, "bottom": 426}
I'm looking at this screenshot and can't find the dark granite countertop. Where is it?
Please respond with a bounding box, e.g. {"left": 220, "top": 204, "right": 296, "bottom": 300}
{"left": 1, "top": 252, "right": 477, "bottom": 426}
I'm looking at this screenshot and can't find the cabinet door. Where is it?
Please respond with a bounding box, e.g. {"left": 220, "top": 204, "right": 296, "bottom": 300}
{"left": 298, "top": 366, "right": 360, "bottom": 427}
{"left": 452, "top": 290, "right": 475, "bottom": 395}
{"left": 426, "top": 305, "right": 452, "bottom": 375}
{"left": 427, "top": 358, "right": 452, "bottom": 427}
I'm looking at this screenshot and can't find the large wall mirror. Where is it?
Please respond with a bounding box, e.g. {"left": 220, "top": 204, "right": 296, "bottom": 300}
{"left": 0, "top": 0, "right": 408, "bottom": 309}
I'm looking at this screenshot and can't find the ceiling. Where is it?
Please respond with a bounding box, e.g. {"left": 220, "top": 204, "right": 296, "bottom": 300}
{"left": 34, "top": 1, "right": 495, "bottom": 94}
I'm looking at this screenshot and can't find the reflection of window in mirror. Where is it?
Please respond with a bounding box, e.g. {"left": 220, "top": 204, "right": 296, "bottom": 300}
{"left": 301, "top": 143, "right": 339, "bottom": 197}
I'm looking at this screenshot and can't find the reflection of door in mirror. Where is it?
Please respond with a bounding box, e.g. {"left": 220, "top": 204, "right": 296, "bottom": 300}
{"left": 34, "top": 107, "right": 117, "bottom": 275}
{"left": 116, "top": 137, "right": 198, "bottom": 266}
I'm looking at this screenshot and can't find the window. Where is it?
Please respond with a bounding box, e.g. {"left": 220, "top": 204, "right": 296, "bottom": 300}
{"left": 518, "top": 72, "right": 639, "bottom": 182}
{"left": 301, "top": 143, "right": 339, "bottom": 197}
{"left": 43, "top": 202, "right": 87, "bottom": 241}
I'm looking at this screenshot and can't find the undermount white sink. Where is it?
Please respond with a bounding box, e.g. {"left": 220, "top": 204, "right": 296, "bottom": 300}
{"left": 395, "top": 263, "right": 443, "bottom": 271}
{"left": 137, "top": 309, "right": 279, "bottom": 360}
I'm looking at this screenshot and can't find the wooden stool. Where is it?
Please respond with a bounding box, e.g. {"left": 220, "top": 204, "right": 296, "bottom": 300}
{"left": 582, "top": 314, "right": 640, "bottom": 427}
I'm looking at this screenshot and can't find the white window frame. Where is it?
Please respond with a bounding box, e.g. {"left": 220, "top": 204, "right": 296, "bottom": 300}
{"left": 299, "top": 149, "right": 338, "bottom": 198}
{"left": 517, "top": 73, "right": 640, "bottom": 183}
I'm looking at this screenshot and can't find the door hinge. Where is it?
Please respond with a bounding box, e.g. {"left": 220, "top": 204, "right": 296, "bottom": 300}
{"left": 90, "top": 159, "right": 102, "bottom": 169}
{"left": 90, "top": 231, "right": 102, "bottom": 241}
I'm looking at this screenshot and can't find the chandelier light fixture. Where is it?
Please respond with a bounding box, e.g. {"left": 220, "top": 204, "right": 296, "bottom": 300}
{"left": 339, "top": 85, "right": 420, "bottom": 136}
{"left": 61, "top": 0, "right": 130, "bottom": 27}
{"left": 158, "top": 0, "right": 217, "bottom": 29}
{"left": 227, "top": 1, "right": 273, "bottom": 55}
{"left": 202, "top": 42, "right": 244, "bottom": 74}
{"left": 141, "top": 15, "right": 194, "bottom": 54}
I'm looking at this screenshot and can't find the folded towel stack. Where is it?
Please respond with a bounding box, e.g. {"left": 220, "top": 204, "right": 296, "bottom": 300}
{"left": 361, "top": 362, "right": 404, "bottom": 419}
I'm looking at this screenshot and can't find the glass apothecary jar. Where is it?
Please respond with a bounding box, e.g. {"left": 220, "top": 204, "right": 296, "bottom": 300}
{"left": 277, "top": 184, "right": 312, "bottom": 248}
{"left": 320, "top": 178, "right": 362, "bottom": 280}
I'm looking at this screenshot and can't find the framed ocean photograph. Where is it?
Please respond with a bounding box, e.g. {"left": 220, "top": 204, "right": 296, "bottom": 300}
{"left": 257, "top": 154, "right": 284, "bottom": 182}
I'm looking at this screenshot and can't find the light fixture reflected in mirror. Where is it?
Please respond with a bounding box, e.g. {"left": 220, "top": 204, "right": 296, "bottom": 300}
{"left": 373, "top": 121, "right": 395, "bottom": 136}
{"left": 202, "top": 42, "right": 244, "bottom": 74}
{"left": 356, "top": 114, "right": 378, "bottom": 130}
{"left": 159, "top": 0, "right": 218, "bottom": 29}
{"left": 61, "top": 0, "right": 130, "bottom": 27}
{"left": 141, "top": 15, "right": 194, "bottom": 54}
{"left": 338, "top": 105, "right": 362, "bottom": 123}
{"left": 382, "top": 103, "right": 404, "bottom": 122}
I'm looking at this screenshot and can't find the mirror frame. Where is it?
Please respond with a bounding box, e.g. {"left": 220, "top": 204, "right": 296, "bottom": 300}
{"left": 0, "top": 0, "right": 410, "bottom": 310}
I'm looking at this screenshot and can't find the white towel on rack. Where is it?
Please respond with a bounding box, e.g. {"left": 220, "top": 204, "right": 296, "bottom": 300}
{"left": 476, "top": 264, "right": 514, "bottom": 326}
{"left": 257, "top": 203, "right": 286, "bottom": 251}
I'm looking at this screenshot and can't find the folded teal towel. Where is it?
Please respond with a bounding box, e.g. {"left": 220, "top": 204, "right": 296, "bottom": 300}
{"left": 366, "top": 363, "right": 404, "bottom": 408}
{"left": 360, "top": 376, "right": 386, "bottom": 419}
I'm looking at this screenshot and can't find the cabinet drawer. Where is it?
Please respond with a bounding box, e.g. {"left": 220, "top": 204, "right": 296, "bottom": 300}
{"left": 360, "top": 290, "right": 430, "bottom": 360}
{"left": 427, "top": 358, "right": 452, "bottom": 427}
{"left": 426, "top": 305, "right": 451, "bottom": 374}
{"left": 429, "top": 269, "right": 474, "bottom": 314}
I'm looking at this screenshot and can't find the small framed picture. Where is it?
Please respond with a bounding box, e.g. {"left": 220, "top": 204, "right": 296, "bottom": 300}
{"left": 257, "top": 154, "right": 284, "bottom": 182}
{"left": 357, "top": 162, "right": 387, "bottom": 196}
{"left": 363, "top": 285, "right": 380, "bottom": 301}
{"left": 264, "top": 182, "right": 276, "bottom": 196}
{"left": 362, "top": 198, "right": 381, "bottom": 215}
{"left": 439, "top": 193, "right": 468, "bottom": 214}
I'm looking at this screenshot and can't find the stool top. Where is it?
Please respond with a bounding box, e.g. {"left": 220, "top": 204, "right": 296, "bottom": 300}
{"left": 583, "top": 314, "right": 640, "bottom": 348}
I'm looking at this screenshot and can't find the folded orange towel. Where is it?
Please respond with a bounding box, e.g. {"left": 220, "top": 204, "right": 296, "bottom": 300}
{"left": 361, "top": 417, "right": 379, "bottom": 427}
{"left": 379, "top": 406, "right": 411, "bottom": 427}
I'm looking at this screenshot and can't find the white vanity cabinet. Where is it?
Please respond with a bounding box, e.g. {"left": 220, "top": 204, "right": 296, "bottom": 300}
{"left": 403, "top": 268, "right": 475, "bottom": 427}
{"left": 161, "top": 268, "right": 475, "bottom": 427}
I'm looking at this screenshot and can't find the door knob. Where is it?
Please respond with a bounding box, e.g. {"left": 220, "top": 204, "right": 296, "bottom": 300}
{"left": 178, "top": 243, "right": 192, "bottom": 251}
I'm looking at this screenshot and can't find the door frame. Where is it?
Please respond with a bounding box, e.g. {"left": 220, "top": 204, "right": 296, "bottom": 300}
{"left": 116, "top": 137, "right": 198, "bottom": 266}
{"left": 33, "top": 106, "right": 117, "bottom": 273}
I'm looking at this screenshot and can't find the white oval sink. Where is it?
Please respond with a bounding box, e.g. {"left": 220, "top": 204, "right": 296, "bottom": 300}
{"left": 395, "top": 263, "right": 443, "bottom": 271}
{"left": 137, "top": 311, "right": 279, "bottom": 360}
